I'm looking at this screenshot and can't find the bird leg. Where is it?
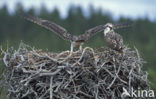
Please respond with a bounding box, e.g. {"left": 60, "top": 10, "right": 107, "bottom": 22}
{"left": 70, "top": 42, "right": 74, "bottom": 55}
{"left": 78, "top": 42, "right": 84, "bottom": 52}
{"left": 58, "top": 42, "right": 73, "bottom": 63}
{"left": 79, "top": 45, "right": 82, "bottom": 52}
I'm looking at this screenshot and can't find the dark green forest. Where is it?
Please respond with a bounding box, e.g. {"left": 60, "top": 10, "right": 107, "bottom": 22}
{"left": 0, "top": 4, "right": 156, "bottom": 97}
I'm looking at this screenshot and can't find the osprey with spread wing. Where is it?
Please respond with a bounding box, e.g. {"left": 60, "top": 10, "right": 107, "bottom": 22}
{"left": 22, "top": 14, "right": 131, "bottom": 53}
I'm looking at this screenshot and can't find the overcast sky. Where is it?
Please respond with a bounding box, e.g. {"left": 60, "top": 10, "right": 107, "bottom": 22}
{"left": 0, "top": 0, "right": 156, "bottom": 21}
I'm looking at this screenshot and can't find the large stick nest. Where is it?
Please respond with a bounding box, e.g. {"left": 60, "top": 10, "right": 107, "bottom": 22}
{"left": 1, "top": 43, "right": 151, "bottom": 99}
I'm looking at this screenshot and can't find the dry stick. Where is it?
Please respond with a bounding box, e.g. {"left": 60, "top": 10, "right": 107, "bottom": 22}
{"left": 114, "top": 61, "right": 128, "bottom": 84}
{"left": 97, "top": 61, "right": 109, "bottom": 72}
{"left": 102, "top": 66, "right": 115, "bottom": 77}
{"left": 58, "top": 50, "right": 74, "bottom": 63}
{"left": 3, "top": 52, "right": 9, "bottom": 67}
{"left": 50, "top": 76, "right": 53, "bottom": 99}
{"left": 58, "top": 48, "right": 82, "bottom": 63}
{"left": 54, "top": 81, "right": 64, "bottom": 92}
{"left": 55, "top": 50, "right": 70, "bottom": 59}
{"left": 128, "top": 62, "right": 136, "bottom": 92}
{"left": 0, "top": 46, "right": 5, "bottom": 55}
{"left": 72, "top": 47, "right": 94, "bottom": 67}
{"left": 39, "top": 88, "right": 50, "bottom": 99}
{"left": 39, "top": 70, "right": 61, "bottom": 76}
{"left": 45, "top": 53, "right": 58, "bottom": 62}
{"left": 32, "top": 50, "right": 58, "bottom": 62}
{"left": 22, "top": 69, "right": 61, "bottom": 85}
{"left": 57, "top": 46, "right": 91, "bottom": 63}
{"left": 78, "top": 91, "right": 93, "bottom": 98}
{"left": 107, "top": 64, "right": 121, "bottom": 89}
{"left": 22, "top": 67, "right": 61, "bottom": 75}
{"left": 32, "top": 88, "right": 39, "bottom": 98}
{"left": 20, "top": 72, "right": 39, "bottom": 86}
{"left": 21, "top": 87, "right": 34, "bottom": 98}
{"left": 134, "top": 46, "right": 142, "bottom": 73}
{"left": 134, "top": 46, "right": 140, "bottom": 60}
{"left": 95, "top": 84, "right": 99, "bottom": 99}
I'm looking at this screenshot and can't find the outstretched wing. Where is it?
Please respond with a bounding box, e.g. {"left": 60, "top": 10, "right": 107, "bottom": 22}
{"left": 22, "top": 14, "right": 75, "bottom": 41}
{"left": 77, "top": 25, "right": 107, "bottom": 41}
{"left": 113, "top": 22, "right": 132, "bottom": 29}
{"left": 77, "top": 22, "right": 132, "bottom": 42}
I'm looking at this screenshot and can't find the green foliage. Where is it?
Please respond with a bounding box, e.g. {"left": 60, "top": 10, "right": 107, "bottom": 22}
{"left": 148, "top": 69, "right": 156, "bottom": 93}
{"left": 0, "top": 3, "right": 156, "bottom": 97}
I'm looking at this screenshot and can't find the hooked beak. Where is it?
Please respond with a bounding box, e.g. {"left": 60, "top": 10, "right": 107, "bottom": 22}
{"left": 113, "top": 22, "right": 132, "bottom": 30}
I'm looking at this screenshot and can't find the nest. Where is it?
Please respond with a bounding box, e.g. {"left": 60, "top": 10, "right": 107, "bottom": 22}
{"left": 1, "top": 43, "right": 151, "bottom": 99}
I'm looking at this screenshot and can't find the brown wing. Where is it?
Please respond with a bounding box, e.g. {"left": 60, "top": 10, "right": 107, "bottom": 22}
{"left": 113, "top": 22, "right": 132, "bottom": 29}
{"left": 77, "top": 25, "right": 106, "bottom": 41}
{"left": 76, "top": 22, "right": 131, "bottom": 42}
{"left": 22, "top": 14, "right": 75, "bottom": 41}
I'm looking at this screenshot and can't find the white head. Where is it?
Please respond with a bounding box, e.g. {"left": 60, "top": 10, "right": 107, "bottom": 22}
{"left": 104, "top": 23, "right": 113, "bottom": 35}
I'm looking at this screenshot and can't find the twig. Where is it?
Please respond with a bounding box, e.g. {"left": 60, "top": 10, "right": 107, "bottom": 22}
{"left": 50, "top": 76, "right": 53, "bottom": 99}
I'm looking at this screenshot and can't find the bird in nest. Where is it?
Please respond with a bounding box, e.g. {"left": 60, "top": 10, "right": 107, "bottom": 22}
{"left": 22, "top": 14, "right": 131, "bottom": 54}
{"left": 103, "top": 23, "right": 131, "bottom": 52}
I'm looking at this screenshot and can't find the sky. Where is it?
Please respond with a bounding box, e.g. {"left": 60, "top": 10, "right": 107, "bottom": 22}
{"left": 0, "top": 0, "right": 156, "bottom": 21}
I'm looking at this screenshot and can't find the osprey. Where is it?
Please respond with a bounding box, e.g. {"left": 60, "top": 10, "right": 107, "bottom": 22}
{"left": 22, "top": 14, "right": 130, "bottom": 54}
{"left": 103, "top": 23, "right": 130, "bottom": 52}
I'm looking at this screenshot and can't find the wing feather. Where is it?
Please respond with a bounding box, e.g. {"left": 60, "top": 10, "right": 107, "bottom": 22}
{"left": 113, "top": 22, "right": 132, "bottom": 29}
{"left": 77, "top": 22, "right": 131, "bottom": 41}
{"left": 22, "top": 14, "right": 75, "bottom": 41}
{"left": 77, "top": 25, "right": 106, "bottom": 41}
